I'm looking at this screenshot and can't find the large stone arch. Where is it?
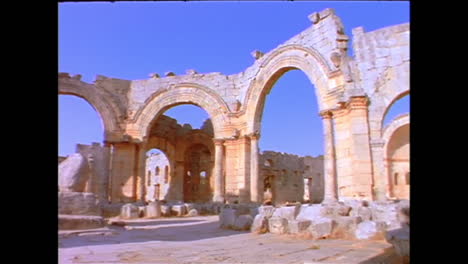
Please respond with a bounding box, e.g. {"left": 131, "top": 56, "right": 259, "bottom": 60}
{"left": 129, "top": 83, "right": 230, "bottom": 141}
{"left": 243, "top": 45, "right": 343, "bottom": 134}
{"left": 59, "top": 78, "right": 122, "bottom": 141}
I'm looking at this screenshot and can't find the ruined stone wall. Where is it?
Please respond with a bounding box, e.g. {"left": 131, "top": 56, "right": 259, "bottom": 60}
{"left": 259, "top": 152, "right": 325, "bottom": 205}
{"left": 75, "top": 142, "right": 110, "bottom": 202}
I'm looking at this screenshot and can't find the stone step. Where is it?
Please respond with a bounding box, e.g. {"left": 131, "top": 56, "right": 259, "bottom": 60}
{"left": 59, "top": 214, "right": 105, "bottom": 230}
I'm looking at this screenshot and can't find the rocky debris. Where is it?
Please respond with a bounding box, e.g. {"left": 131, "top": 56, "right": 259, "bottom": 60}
{"left": 251, "top": 215, "right": 268, "bottom": 233}
{"left": 386, "top": 225, "right": 409, "bottom": 257}
{"left": 58, "top": 153, "right": 90, "bottom": 192}
{"left": 219, "top": 208, "right": 236, "bottom": 229}
{"left": 171, "top": 205, "right": 186, "bottom": 216}
{"left": 369, "top": 202, "right": 400, "bottom": 230}
{"left": 350, "top": 205, "right": 372, "bottom": 221}
{"left": 320, "top": 202, "right": 351, "bottom": 217}
{"left": 146, "top": 201, "right": 161, "bottom": 218}
{"left": 308, "top": 218, "right": 335, "bottom": 239}
{"left": 187, "top": 209, "right": 199, "bottom": 217}
{"left": 268, "top": 217, "right": 289, "bottom": 234}
{"left": 258, "top": 206, "right": 276, "bottom": 219}
{"left": 184, "top": 203, "right": 195, "bottom": 213}
{"left": 355, "top": 220, "right": 387, "bottom": 240}
{"left": 288, "top": 220, "right": 312, "bottom": 234}
{"left": 120, "top": 204, "right": 139, "bottom": 219}
{"left": 161, "top": 205, "right": 171, "bottom": 216}
{"left": 58, "top": 192, "right": 101, "bottom": 216}
{"left": 232, "top": 215, "right": 253, "bottom": 231}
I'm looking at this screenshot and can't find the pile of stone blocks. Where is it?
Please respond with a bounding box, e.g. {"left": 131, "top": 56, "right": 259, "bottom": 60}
{"left": 116, "top": 201, "right": 223, "bottom": 220}
{"left": 247, "top": 200, "right": 409, "bottom": 241}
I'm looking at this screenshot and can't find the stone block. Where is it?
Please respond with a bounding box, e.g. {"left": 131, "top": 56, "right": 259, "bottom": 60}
{"left": 161, "top": 205, "right": 172, "bottom": 216}
{"left": 146, "top": 201, "right": 161, "bottom": 218}
{"left": 58, "top": 153, "right": 90, "bottom": 192}
{"left": 385, "top": 226, "right": 410, "bottom": 257}
{"left": 288, "top": 220, "right": 312, "bottom": 234}
{"left": 308, "top": 217, "right": 335, "bottom": 239}
{"left": 219, "top": 208, "right": 236, "bottom": 229}
{"left": 251, "top": 215, "right": 268, "bottom": 233}
{"left": 138, "top": 206, "right": 146, "bottom": 218}
{"left": 120, "top": 204, "right": 139, "bottom": 219}
{"left": 350, "top": 206, "right": 372, "bottom": 221}
{"left": 268, "top": 217, "right": 288, "bottom": 234}
{"left": 58, "top": 192, "right": 101, "bottom": 216}
{"left": 321, "top": 203, "right": 351, "bottom": 217}
{"left": 334, "top": 216, "right": 362, "bottom": 231}
{"left": 187, "top": 209, "right": 199, "bottom": 217}
{"left": 171, "top": 205, "right": 186, "bottom": 216}
{"left": 296, "top": 204, "right": 323, "bottom": 221}
{"left": 184, "top": 203, "right": 195, "bottom": 213}
{"left": 271, "top": 204, "right": 301, "bottom": 221}
{"left": 355, "top": 220, "right": 387, "bottom": 240}
{"left": 233, "top": 215, "right": 253, "bottom": 231}
{"left": 258, "top": 206, "right": 276, "bottom": 218}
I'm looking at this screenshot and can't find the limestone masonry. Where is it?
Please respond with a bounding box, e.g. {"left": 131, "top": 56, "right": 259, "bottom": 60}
{"left": 59, "top": 7, "right": 409, "bottom": 229}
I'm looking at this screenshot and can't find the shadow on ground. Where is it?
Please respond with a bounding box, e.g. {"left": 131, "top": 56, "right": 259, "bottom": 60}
{"left": 59, "top": 219, "right": 249, "bottom": 249}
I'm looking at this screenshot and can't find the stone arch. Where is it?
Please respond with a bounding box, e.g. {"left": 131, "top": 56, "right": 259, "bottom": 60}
{"left": 382, "top": 115, "right": 410, "bottom": 198}
{"left": 59, "top": 79, "right": 122, "bottom": 141}
{"left": 130, "top": 83, "right": 230, "bottom": 140}
{"left": 244, "top": 45, "right": 343, "bottom": 133}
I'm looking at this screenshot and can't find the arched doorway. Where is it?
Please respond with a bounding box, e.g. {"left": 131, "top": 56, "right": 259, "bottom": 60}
{"left": 183, "top": 143, "right": 213, "bottom": 202}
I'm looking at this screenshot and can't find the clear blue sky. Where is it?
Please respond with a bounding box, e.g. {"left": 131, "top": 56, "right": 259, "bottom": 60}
{"left": 59, "top": 1, "right": 410, "bottom": 157}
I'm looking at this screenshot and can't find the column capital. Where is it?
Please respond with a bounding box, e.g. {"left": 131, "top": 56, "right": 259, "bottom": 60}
{"left": 347, "top": 96, "right": 369, "bottom": 110}
{"left": 319, "top": 110, "right": 334, "bottom": 119}
{"left": 246, "top": 131, "right": 261, "bottom": 140}
{"left": 213, "top": 138, "right": 225, "bottom": 145}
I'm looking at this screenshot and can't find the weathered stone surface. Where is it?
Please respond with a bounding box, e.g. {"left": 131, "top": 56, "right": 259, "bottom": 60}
{"left": 308, "top": 218, "right": 335, "bottom": 239}
{"left": 59, "top": 214, "right": 104, "bottom": 230}
{"left": 187, "top": 209, "right": 199, "bottom": 217}
{"left": 251, "top": 215, "right": 268, "bottom": 233}
{"left": 171, "top": 205, "right": 186, "bottom": 216}
{"left": 355, "top": 220, "right": 386, "bottom": 240}
{"left": 58, "top": 153, "right": 90, "bottom": 192}
{"left": 58, "top": 192, "right": 101, "bottom": 216}
{"left": 350, "top": 206, "right": 372, "bottom": 221}
{"left": 296, "top": 204, "right": 323, "bottom": 221}
{"left": 271, "top": 204, "right": 301, "bottom": 221}
{"left": 146, "top": 201, "right": 161, "bottom": 218}
{"left": 219, "top": 208, "right": 236, "bottom": 229}
{"left": 288, "top": 220, "right": 312, "bottom": 234}
{"left": 334, "top": 216, "right": 362, "bottom": 231}
{"left": 120, "top": 204, "right": 139, "bottom": 219}
{"left": 369, "top": 202, "right": 400, "bottom": 229}
{"left": 138, "top": 206, "right": 146, "bottom": 218}
{"left": 268, "top": 217, "right": 288, "bottom": 234}
{"left": 161, "top": 205, "right": 171, "bottom": 216}
{"left": 184, "top": 203, "right": 195, "bottom": 213}
{"left": 385, "top": 226, "right": 409, "bottom": 257}
{"left": 321, "top": 203, "right": 351, "bottom": 217}
{"left": 258, "top": 206, "right": 276, "bottom": 218}
{"left": 233, "top": 215, "right": 253, "bottom": 231}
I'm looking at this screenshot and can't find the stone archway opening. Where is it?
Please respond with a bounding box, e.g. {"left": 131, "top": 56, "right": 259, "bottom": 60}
{"left": 183, "top": 143, "right": 213, "bottom": 203}
{"left": 385, "top": 123, "right": 410, "bottom": 199}
{"left": 144, "top": 148, "right": 171, "bottom": 202}
{"left": 144, "top": 103, "right": 215, "bottom": 203}
{"left": 383, "top": 93, "right": 410, "bottom": 128}
{"left": 257, "top": 69, "right": 325, "bottom": 205}
{"left": 59, "top": 95, "right": 105, "bottom": 157}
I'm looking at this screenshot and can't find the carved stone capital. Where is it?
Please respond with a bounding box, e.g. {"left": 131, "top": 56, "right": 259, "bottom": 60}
{"left": 213, "top": 138, "right": 225, "bottom": 145}
{"left": 347, "top": 96, "right": 369, "bottom": 110}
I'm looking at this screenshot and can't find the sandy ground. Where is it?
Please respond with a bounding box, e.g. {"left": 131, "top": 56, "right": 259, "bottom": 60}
{"left": 59, "top": 215, "right": 400, "bottom": 264}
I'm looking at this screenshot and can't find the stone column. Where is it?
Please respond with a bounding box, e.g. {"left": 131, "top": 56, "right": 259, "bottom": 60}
{"left": 249, "top": 133, "right": 262, "bottom": 203}
{"left": 320, "top": 110, "right": 338, "bottom": 203}
{"left": 370, "top": 139, "right": 387, "bottom": 201}
{"left": 213, "top": 138, "right": 225, "bottom": 202}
